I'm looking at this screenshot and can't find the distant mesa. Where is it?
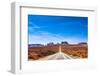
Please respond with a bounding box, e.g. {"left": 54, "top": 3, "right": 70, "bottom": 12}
{"left": 47, "top": 41, "right": 69, "bottom": 46}
{"left": 78, "top": 42, "right": 87, "bottom": 45}
{"left": 61, "top": 41, "right": 69, "bottom": 45}
{"left": 29, "top": 42, "right": 87, "bottom": 48}
{"left": 47, "top": 42, "right": 54, "bottom": 46}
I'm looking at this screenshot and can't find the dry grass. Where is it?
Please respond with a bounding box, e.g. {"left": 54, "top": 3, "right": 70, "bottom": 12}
{"left": 28, "top": 45, "right": 88, "bottom": 60}
{"left": 62, "top": 45, "right": 88, "bottom": 58}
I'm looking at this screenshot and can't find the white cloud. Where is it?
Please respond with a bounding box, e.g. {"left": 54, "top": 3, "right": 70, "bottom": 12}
{"left": 29, "top": 31, "right": 86, "bottom": 44}
{"left": 29, "top": 21, "right": 47, "bottom": 29}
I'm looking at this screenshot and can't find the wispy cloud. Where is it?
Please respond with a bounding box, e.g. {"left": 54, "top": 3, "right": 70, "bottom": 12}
{"left": 28, "top": 21, "right": 48, "bottom": 34}
{"left": 29, "top": 31, "right": 87, "bottom": 44}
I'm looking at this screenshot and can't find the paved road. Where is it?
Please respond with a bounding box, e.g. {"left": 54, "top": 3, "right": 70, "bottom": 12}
{"left": 39, "top": 52, "right": 73, "bottom": 60}
{"left": 39, "top": 46, "right": 74, "bottom": 60}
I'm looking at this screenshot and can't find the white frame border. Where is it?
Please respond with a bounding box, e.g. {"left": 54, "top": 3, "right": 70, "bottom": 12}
{"left": 11, "top": 2, "right": 97, "bottom": 74}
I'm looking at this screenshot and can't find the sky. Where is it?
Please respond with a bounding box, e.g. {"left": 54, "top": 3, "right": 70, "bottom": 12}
{"left": 28, "top": 15, "right": 88, "bottom": 44}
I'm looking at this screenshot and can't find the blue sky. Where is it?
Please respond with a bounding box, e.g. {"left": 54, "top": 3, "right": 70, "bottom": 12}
{"left": 28, "top": 15, "right": 88, "bottom": 44}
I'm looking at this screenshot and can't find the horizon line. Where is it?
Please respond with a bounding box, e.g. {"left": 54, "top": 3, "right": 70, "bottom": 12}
{"left": 28, "top": 42, "right": 87, "bottom": 45}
